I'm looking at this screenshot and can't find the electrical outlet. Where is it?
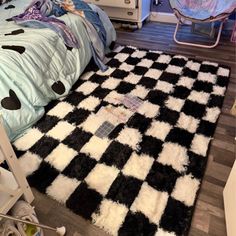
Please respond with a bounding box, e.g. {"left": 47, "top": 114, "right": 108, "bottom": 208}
{"left": 153, "top": 0, "right": 159, "bottom": 5}
{"left": 153, "top": 0, "right": 162, "bottom": 6}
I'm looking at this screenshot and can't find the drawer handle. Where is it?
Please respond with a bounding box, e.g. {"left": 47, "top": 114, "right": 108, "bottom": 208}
{"left": 125, "top": 0, "right": 131, "bottom": 3}
{"left": 127, "top": 12, "right": 133, "bottom": 16}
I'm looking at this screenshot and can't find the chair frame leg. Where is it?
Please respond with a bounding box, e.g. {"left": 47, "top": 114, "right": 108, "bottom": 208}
{"left": 173, "top": 20, "right": 225, "bottom": 49}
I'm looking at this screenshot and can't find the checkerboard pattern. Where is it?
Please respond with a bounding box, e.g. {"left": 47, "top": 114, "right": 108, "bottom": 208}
{"left": 13, "top": 46, "right": 230, "bottom": 236}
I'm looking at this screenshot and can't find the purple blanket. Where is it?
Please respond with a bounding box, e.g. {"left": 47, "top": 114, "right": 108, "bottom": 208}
{"left": 13, "top": 1, "right": 80, "bottom": 48}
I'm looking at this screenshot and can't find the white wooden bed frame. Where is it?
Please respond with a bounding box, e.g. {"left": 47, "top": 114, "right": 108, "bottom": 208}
{"left": 0, "top": 122, "right": 34, "bottom": 216}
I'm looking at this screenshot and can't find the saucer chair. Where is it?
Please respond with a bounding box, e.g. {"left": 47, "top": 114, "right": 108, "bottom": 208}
{"left": 169, "top": 0, "right": 236, "bottom": 48}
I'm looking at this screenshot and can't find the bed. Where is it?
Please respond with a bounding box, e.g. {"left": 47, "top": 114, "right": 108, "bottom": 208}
{"left": 0, "top": 0, "right": 116, "bottom": 141}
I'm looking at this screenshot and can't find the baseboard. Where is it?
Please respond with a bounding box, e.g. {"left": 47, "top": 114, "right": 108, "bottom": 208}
{"left": 150, "top": 12, "right": 178, "bottom": 24}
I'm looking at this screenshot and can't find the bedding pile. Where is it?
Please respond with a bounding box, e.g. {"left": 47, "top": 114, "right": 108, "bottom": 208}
{"left": 0, "top": 0, "right": 116, "bottom": 140}
{"left": 13, "top": 46, "right": 230, "bottom": 236}
{"left": 14, "top": 0, "right": 108, "bottom": 71}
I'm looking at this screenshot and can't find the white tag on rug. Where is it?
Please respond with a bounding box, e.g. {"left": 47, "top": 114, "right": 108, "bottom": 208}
{"left": 95, "top": 121, "right": 115, "bottom": 139}
{"left": 96, "top": 105, "right": 133, "bottom": 124}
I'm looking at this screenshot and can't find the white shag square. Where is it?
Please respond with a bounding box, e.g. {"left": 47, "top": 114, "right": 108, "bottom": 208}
{"left": 104, "top": 91, "right": 124, "bottom": 105}
{"left": 45, "top": 143, "right": 77, "bottom": 171}
{"left": 177, "top": 76, "right": 194, "bottom": 89}
{"left": 86, "top": 164, "right": 119, "bottom": 195}
{"left": 174, "top": 55, "right": 187, "bottom": 60}
{"left": 81, "top": 136, "right": 110, "bottom": 161}
{"left": 19, "top": 152, "right": 42, "bottom": 176}
{"left": 47, "top": 121, "right": 75, "bottom": 141}
{"left": 130, "top": 85, "right": 149, "bottom": 99}
{"left": 212, "top": 85, "right": 226, "bottom": 96}
{"left": 137, "top": 59, "right": 154, "bottom": 68}
{"left": 158, "top": 142, "right": 189, "bottom": 172}
{"left": 146, "top": 121, "right": 171, "bottom": 141}
{"left": 150, "top": 49, "right": 162, "bottom": 54}
{"left": 92, "top": 199, "right": 129, "bottom": 236}
{"left": 80, "top": 71, "right": 94, "bottom": 81}
{"left": 14, "top": 128, "right": 43, "bottom": 151}
{"left": 165, "top": 96, "right": 184, "bottom": 112}
{"left": 47, "top": 102, "right": 74, "bottom": 119}
{"left": 202, "top": 61, "right": 218, "bottom": 67}
{"left": 122, "top": 153, "right": 154, "bottom": 180}
{"left": 114, "top": 53, "right": 130, "bottom": 62}
{"left": 116, "top": 127, "right": 142, "bottom": 150}
{"left": 191, "top": 134, "right": 211, "bottom": 156}
{"left": 144, "top": 69, "right": 163, "bottom": 80}
{"left": 97, "top": 67, "right": 115, "bottom": 76}
{"left": 155, "top": 229, "right": 176, "bottom": 236}
{"left": 203, "top": 107, "right": 221, "bottom": 123}
{"left": 188, "top": 91, "right": 210, "bottom": 105}
{"left": 80, "top": 114, "right": 105, "bottom": 134}
{"left": 119, "top": 62, "right": 135, "bottom": 72}
{"left": 171, "top": 174, "right": 200, "bottom": 207}
{"left": 155, "top": 81, "right": 174, "bottom": 93}
{"left": 138, "top": 101, "right": 160, "bottom": 118}
{"left": 76, "top": 81, "right": 98, "bottom": 95}
{"left": 166, "top": 65, "right": 183, "bottom": 74}
{"left": 131, "top": 182, "right": 168, "bottom": 224}
{"left": 124, "top": 73, "right": 142, "bottom": 84}
{"left": 185, "top": 60, "right": 201, "bottom": 71}
{"left": 131, "top": 50, "right": 147, "bottom": 58}
{"left": 157, "top": 55, "right": 172, "bottom": 64}
{"left": 101, "top": 77, "right": 121, "bottom": 90}
{"left": 217, "top": 67, "right": 230, "bottom": 77}
{"left": 47, "top": 174, "right": 80, "bottom": 203}
{"left": 197, "top": 72, "right": 216, "bottom": 84}
{"left": 177, "top": 113, "right": 199, "bottom": 133}
{"left": 78, "top": 96, "right": 100, "bottom": 111}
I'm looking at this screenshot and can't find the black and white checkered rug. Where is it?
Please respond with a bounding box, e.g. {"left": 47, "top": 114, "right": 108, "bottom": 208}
{"left": 14, "top": 46, "right": 230, "bottom": 236}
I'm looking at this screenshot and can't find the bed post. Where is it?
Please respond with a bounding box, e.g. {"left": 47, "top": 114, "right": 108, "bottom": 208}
{"left": 0, "top": 122, "right": 34, "bottom": 215}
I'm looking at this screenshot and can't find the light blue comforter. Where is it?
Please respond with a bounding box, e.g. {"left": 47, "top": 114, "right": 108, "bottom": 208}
{"left": 0, "top": 0, "right": 116, "bottom": 141}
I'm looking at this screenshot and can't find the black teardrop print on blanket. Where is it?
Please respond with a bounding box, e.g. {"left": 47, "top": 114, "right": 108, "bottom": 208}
{"left": 1, "top": 89, "right": 21, "bottom": 110}
{"left": 5, "top": 4, "right": 15, "bottom": 9}
{"left": 2, "top": 45, "right": 25, "bottom": 54}
{"left": 52, "top": 81, "right": 66, "bottom": 95}
{"left": 65, "top": 45, "right": 73, "bottom": 51}
{"left": 5, "top": 29, "right": 24, "bottom": 36}
{"left": 6, "top": 18, "right": 13, "bottom": 22}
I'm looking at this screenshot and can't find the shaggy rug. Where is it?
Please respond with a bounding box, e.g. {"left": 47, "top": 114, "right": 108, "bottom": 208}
{"left": 14, "top": 46, "right": 230, "bottom": 236}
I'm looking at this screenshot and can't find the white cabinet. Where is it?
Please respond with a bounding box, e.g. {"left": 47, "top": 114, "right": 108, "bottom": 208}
{"left": 85, "top": 0, "right": 151, "bottom": 28}
{"left": 88, "top": 0, "right": 138, "bottom": 9}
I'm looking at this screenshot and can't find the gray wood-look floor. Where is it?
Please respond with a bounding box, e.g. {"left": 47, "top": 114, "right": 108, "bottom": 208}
{"left": 32, "top": 22, "right": 236, "bottom": 236}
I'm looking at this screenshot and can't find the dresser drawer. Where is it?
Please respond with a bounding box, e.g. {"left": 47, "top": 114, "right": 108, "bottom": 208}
{"left": 86, "top": 0, "right": 137, "bottom": 9}
{"left": 100, "top": 6, "right": 138, "bottom": 20}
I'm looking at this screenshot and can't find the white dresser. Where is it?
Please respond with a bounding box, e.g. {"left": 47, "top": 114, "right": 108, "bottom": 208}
{"left": 85, "top": 0, "right": 151, "bottom": 28}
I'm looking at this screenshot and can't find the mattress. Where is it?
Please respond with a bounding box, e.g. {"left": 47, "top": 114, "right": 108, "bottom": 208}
{"left": 0, "top": 0, "right": 116, "bottom": 141}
